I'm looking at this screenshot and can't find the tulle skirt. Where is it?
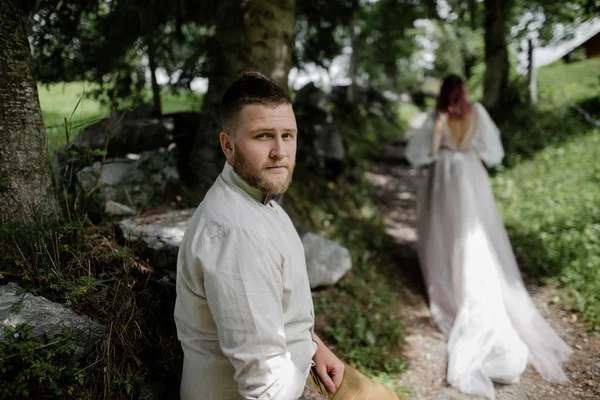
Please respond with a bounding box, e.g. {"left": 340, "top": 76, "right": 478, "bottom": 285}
{"left": 416, "top": 149, "right": 572, "bottom": 399}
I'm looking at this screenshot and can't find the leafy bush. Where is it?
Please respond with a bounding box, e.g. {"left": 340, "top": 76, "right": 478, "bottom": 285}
{"left": 0, "top": 325, "right": 86, "bottom": 399}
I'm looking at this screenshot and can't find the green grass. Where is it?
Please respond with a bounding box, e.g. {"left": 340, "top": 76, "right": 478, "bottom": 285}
{"left": 537, "top": 58, "right": 600, "bottom": 104}
{"left": 493, "top": 58, "right": 600, "bottom": 330}
{"left": 38, "top": 82, "right": 203, "bottom": 152}
{"left": 38, "top": 82, "right": 108, "bottom": 152}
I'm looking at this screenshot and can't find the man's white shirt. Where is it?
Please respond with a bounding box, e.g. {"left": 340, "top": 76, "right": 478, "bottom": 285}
{"left": 175, "top": 162, "right": 317, "bottom": 400}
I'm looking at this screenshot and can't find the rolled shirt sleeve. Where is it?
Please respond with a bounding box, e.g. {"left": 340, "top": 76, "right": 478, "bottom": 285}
{"left": 198, "top": 227, "right": 306, "bottom": 400}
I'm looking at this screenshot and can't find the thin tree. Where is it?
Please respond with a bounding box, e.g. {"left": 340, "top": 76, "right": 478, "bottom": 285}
{"left": 482, "top": 0, "right": 514, "bottom": 114}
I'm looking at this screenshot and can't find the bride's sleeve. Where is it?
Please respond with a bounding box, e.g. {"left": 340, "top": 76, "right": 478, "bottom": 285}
{"left": 473, "top": 103, "right": 505, "bottom": 167}
{"left": 404, "top": 111, "right": 437, "bottom": 168}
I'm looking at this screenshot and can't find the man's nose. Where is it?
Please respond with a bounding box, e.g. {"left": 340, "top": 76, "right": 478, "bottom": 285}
{"left": 270, "top": 137, "right": 287, "bottom": 159}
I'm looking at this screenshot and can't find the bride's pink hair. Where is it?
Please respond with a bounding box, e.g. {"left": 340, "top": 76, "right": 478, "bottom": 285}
{"left": 436, "top": 74, "right": 472, "bottom": 119}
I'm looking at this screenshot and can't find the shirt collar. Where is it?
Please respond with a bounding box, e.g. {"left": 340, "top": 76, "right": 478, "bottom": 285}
{"left": 221, "top": 162, "right": 282, "bottom": 205}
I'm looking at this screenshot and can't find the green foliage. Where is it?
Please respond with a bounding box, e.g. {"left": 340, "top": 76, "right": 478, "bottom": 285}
{"left": 433, "top": 23, "right": 484, "bottom": 81}
{"left": 354, "top": 0, "right": 427, "bottom": 90}
{"left": 492, "top": 58, "right": 600, "bottom": 330}
{"left": 499, "top": 58, "right": 600, "bottom": 165}
{"left": 294, "top": 0, "right": 360, "bottom": 68}
{"left": 0, "top": 221, "right": 181, "bottom": 398}
{"left": 30, "top": 0, "right": 214, "bottom": 104}
{"left": 494, "top": 131, "right": 600, "bottom": 329}
{"left": 0, "top": 324, "right": 87, "bottom": 399}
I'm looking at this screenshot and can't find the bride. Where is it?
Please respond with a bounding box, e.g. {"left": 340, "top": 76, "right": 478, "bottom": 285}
{"left": 405, "top": 75, "right": 572, "bottom": 399}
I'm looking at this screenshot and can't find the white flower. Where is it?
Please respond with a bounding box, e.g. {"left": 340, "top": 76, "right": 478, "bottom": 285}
{"left": 13, "top": 332, "right": 19, "bottom": 339}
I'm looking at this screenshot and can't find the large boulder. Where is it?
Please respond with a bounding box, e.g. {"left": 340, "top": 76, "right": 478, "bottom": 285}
{"left": 67, "top": 110, "right": 174, "bottom": 158}
{"left": 0, "top": 282, "right": 105, "bottom": 360}
{"left": 301, "top": 233, "right": 352, "bottom": 289}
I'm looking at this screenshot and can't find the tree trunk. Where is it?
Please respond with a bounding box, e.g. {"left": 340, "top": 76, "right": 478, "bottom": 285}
{"left": 185, "top": 0, "right": 296, "bottom": 195}
{"left": 0, "top": 0, "right": 61, "bottom": 227}
{"left": 482, "top": 0, "right": 513, "bottom": 115}
{"left": 527, "top": 38, "right": 538, "bottom": 104}
{"left": 349, "top": 23, "right": 360, "bottom": 107}
{"left": 468, "top": 0, "right": 478, "bottom": 31}
{"left": 147, "top": 37, "right": 162, "bottom": 116}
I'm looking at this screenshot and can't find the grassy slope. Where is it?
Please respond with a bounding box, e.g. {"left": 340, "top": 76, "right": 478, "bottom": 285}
{"left": 493, "top": 58, "right": 600, "bottom": 329}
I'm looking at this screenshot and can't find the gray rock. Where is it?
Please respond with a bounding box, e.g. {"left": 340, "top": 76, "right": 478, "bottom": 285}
{"left": 0, "top": 282, "right": 105, "bottom": 360}
{"left": 77, "top": 148, "right": 180, "bottom": 210}
{"left": 301, "top": 233, "right": 352, "bottom": 288}
{"left": 105, "top": 200, "right": 137, "bottom": 216}
{"left": 117, "top": 209, "right": 195, "bottom": 270}
{"left": 78, "top": 157, "right": 136, "bottom": 191}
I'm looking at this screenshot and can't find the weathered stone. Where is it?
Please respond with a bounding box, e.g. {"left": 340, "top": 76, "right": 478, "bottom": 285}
{"left": 0, "top": 282, "right": 105, "bottom": 360}
{"left": 301, "top": 232, "right": 352, "bottom": 288}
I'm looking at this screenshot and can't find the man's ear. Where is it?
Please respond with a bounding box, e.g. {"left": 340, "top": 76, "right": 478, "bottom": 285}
{"left": 219, "top": 131, "right": 234, "bottom": 162}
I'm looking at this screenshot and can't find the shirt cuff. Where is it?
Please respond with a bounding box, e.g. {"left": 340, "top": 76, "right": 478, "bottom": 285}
{"left": 255, "top": 358, "right": 307, "bottom": 400}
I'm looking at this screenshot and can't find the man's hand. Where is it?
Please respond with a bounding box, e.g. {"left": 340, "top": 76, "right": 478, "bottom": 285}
{"left": 298, "top": 384, "right": 327, "bottom": 400}
{"left": 312, "top": 334, "right": 345, "bottom": 393}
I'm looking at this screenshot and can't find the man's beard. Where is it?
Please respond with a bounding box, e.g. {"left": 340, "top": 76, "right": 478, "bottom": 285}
{"left": 232, "top": 150, "right": 294, "bottom": 195}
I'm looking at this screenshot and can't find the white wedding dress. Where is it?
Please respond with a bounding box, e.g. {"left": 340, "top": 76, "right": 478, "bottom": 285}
{"left": 405, "top": 103, "right": 572, "bottom": 399}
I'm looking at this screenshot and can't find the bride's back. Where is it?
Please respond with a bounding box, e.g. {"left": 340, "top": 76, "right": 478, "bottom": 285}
{"left": 441, "top": 108, "right": 477, "bottom": 151}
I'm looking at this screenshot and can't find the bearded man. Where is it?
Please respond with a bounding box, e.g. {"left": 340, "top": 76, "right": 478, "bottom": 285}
{"left": 174, "top": 72, "right": 398, "bottom": 400}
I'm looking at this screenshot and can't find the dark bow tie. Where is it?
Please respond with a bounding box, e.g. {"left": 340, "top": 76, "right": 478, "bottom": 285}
{"left": 262, "top": 194, "right": 283, "bottom": 205}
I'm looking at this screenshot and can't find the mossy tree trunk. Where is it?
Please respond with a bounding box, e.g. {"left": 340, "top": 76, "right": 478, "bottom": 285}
{"left": 0, "top": 0, "right": 61, "bottom": 226}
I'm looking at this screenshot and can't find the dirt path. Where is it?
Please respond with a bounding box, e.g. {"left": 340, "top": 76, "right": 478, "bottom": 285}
{"left": 367, "top": 142, "right": 600, "bottom": 400}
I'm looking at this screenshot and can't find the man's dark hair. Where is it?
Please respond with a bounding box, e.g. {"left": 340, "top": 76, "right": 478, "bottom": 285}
{"left": 219, "top": 71, "right": 292, "bottom": 132}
